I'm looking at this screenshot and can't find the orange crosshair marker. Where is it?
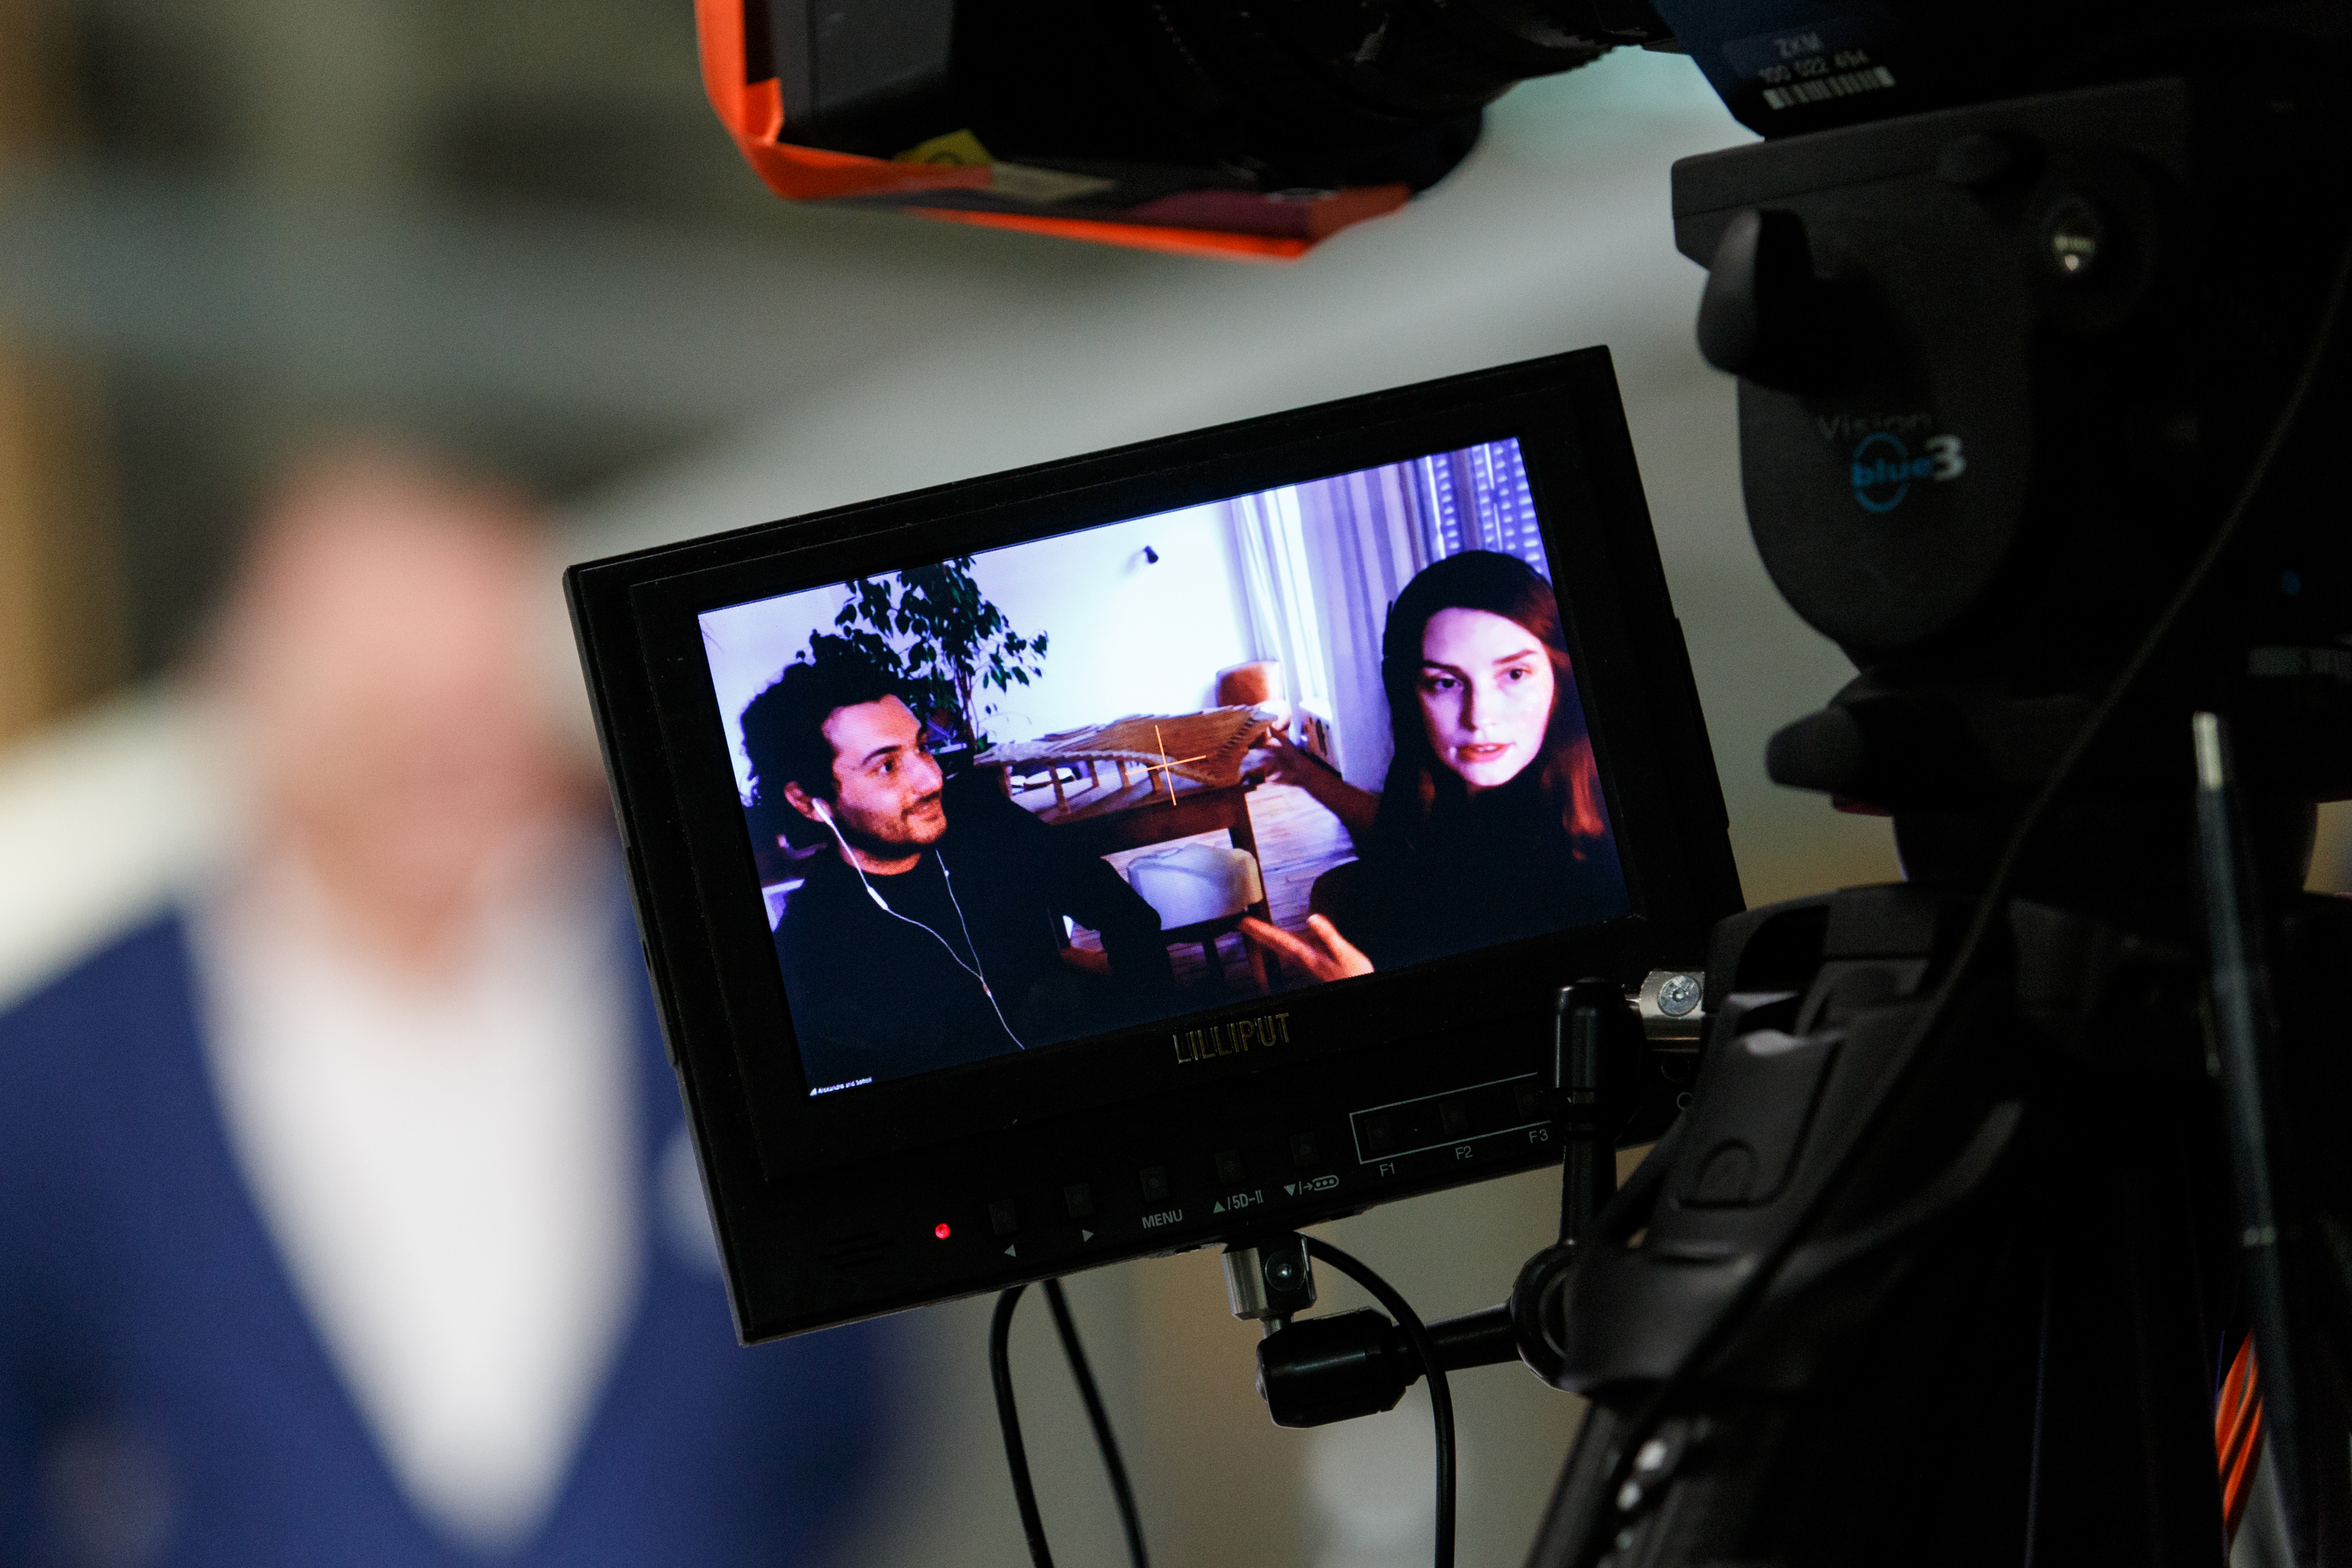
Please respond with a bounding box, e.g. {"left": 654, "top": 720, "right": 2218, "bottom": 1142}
{"left": 1138, "top": 723, "right": 1212, "bottom": 808}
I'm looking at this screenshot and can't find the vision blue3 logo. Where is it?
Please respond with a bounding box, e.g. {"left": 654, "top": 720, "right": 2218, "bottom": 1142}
{"left": 1850, "top": 431, "right": 1966, "bottom": 511}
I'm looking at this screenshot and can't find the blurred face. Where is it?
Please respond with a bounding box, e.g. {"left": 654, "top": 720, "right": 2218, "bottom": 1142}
{"left": 1416, "top": 607, "right": 1556, "bottom": 794}
{"left": 815, "top": 697, "right": 947, "bottom": 855}
{"left": 220, "top": 460, "right": 573, "bottom": 967}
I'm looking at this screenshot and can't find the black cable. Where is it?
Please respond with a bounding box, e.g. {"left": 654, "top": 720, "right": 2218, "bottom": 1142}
{"left": 2020, "top": 1248, "right": 2054, "bottom": 1568}
{"left": 1571, "top": 225, "right": 2352, "bottom": 1567}
{"left": 1043, "top": 1278, "right": 1151, "bottom": 1568}
{"left": 990, "top": 1286, "right": 1055, "bottom": 1568}
{"left": 1303, "top": 1236, "right": 1457, "bottom": 1568}
{"left": 988, "top": 1280, "right": 1151, "bottom": 1568}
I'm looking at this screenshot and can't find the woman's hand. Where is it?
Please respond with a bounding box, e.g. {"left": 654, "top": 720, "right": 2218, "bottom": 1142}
{"left": 1240, "top": 914, "right": 1374, "bottom": 983}
{"left": 1252, "top": 730, "right": 1315, "bottom": 788}
{"left": 1250, "top": 733, "right": 1380, "bottom": 841}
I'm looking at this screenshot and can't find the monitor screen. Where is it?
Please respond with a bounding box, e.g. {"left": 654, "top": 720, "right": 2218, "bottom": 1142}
{"left": 697, "top": 436, "right": 1633, "bottom": 1098}
{"left": 566, "top": 350, "right": 1741, "bottom": 1339}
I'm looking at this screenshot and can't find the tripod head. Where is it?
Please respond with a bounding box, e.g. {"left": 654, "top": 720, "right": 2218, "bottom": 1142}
{"left": 1679, "top": 43, "right": 2352, "bottom": 890}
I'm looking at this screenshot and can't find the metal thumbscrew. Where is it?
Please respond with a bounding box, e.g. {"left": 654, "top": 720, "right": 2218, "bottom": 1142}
{"left": 1265, "top": 1252, "right": 1304, "bottom": 1290}
{"left": 1658, "top": 974, "right": 1701, "bottom": 1017}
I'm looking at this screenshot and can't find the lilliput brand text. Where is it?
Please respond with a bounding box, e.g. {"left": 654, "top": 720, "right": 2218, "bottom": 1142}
{"left": 1172, "top": 1012, "right": 1291, "bottom": 1065}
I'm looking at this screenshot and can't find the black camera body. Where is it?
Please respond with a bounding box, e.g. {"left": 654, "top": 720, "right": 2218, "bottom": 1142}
{"left": 715, "top": 0, "right": 2316, "bottom": 255}
{"left": 753, "top": 0, "right": 1669, "bottom": 179}
{"left": 649, "top": 2, "right": 2352, "bottom": 1560}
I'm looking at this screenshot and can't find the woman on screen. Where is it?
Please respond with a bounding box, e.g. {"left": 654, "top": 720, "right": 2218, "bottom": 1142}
{"left": 1244, "top": 550, "right": 1629, "bottom": 979}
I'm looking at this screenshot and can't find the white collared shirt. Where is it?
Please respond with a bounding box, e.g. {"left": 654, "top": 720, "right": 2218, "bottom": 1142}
{"left": 193, "top": 835, "right": 640, "bottom": 1552}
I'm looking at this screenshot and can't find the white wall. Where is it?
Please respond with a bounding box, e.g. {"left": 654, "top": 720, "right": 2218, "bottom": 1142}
{"left": 965, "top": 504, "right": 1255, "bottom": 743}
{"left": 694, "top": 504, "right": 1258, "bottom": 794}
{"left": 699, "top": 584, "right": 851, "bottom": 802}
{"left": 0, "top": 689, "right": 242, "bottom": 1008}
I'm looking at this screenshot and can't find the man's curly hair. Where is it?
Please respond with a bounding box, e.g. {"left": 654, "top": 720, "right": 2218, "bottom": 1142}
{"left": 739, "top": 643, "right": 900, "bottom": 831}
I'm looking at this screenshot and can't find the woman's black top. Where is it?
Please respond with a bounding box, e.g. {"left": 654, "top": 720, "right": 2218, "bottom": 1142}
{"left": 1317, "top": 763, "right": 1631, "bottom": 974}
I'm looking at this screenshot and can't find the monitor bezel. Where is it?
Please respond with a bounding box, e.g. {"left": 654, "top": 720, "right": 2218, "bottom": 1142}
{"left": 569, "top": 347, "right": 1740, "bottom": 1195}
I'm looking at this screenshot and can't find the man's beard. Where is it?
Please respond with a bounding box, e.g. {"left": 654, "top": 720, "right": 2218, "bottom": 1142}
{"left": 834, "top": 791, "right": 946, "bottom": 858}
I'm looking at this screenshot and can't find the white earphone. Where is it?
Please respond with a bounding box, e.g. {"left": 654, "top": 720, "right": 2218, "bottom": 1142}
{"left": 811, "top": 800, "right": 890, "bottom": 911}
{"left": 804, "top": 795, "right": 1027, "bottom": 1050}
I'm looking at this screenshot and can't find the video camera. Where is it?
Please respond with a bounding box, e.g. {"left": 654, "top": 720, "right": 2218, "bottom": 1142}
{"left": 693, "top": 0, "right": 2288, "bottom": 255}
{"left": 586, "top": 4, "right": 2352, "bottom": 1564}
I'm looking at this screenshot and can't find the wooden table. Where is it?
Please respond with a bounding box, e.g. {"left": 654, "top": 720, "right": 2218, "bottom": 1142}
{"left": 980, "top": 707, "right": 1274, "bottom": 808}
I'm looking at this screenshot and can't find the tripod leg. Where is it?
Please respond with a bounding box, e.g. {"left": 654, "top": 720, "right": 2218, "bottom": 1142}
{"left": 1525, "top": 1403, "right": 1618, "bottom": 1568}
{"left": 2270, "top": 898, "right": 2352, "bottom": 1568}
{"left": 2194, "top": 714, "right": 2321, "bottom": 1566}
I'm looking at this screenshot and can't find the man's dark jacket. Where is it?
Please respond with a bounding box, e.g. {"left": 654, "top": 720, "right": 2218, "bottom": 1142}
{"left": 0, "top": 902, "right": 893, "bottom": 1568}
{"left": 774, "top": 773, "right": 1172, "bottom": 1089}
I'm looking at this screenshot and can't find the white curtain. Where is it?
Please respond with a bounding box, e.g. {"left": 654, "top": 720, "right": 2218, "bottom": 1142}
{"left": 1296, "top": 464, "right": 1433, "bottom": 790}
{"left": 1229, "top": 487, "right": 1332, "bottom": 720}
{"left": 1228, "top": 444, "right": 1540, "bottom": 794}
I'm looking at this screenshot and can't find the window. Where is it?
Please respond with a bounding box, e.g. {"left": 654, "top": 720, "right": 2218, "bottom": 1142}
{"left": 1411, "top": 439, "right": 1549, "bottom": 577}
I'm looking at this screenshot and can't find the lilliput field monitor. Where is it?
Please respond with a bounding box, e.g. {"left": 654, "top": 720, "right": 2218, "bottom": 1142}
{"left": 566, "top": 349, "right": 1742, "bottom": 1341}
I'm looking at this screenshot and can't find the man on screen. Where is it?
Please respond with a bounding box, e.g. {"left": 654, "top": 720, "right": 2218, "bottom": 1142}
{"left": 743, "top": 653, "right": 1174, "bottom": 1089}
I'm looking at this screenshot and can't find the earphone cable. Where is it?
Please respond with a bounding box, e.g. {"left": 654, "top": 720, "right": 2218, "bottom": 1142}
{"left": 939, "top": 850, "right": 1031, "bottom": 1051}
{"left": 816, "top": 805, "right": 1028, "bottom": 1051}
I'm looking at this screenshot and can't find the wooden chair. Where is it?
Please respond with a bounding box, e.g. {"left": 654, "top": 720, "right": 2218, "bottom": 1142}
{"left": 1128, "top": 843, "right": 1271, "bottom": 993}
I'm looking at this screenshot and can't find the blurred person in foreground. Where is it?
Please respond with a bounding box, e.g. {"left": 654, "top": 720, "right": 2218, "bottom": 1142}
{"left": 0, "top": 451, "right": 892, "bottom": 1566}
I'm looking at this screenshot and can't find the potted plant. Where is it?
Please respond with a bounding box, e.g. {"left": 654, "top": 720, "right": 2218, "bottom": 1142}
{"left": 818, "top": 557, "right": 1048, "bottom": 764}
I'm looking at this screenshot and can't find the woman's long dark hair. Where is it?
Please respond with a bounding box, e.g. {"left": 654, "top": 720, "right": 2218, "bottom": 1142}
{"left": 1371, "top": 550, "right": 1610, "bottom": 856}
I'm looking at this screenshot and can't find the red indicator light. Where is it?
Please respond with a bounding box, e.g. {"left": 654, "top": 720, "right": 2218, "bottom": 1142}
{"left": 934, "top": 1222, "right": 952, "bottom": 1241}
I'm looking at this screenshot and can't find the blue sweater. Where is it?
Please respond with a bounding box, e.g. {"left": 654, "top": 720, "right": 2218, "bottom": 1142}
{"left": 0, "top": 913, "right": 893, "bottom": 1567}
